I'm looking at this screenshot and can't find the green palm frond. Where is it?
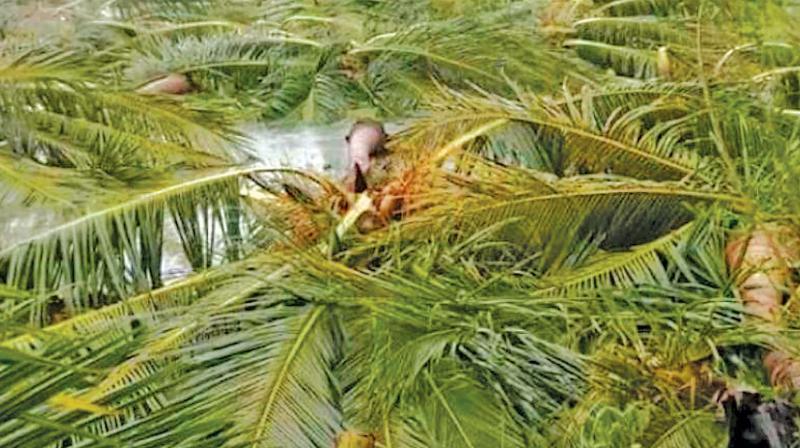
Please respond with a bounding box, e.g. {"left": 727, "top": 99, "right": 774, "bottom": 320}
{"left": 411, "top": 85, "right": 707, "bottom": 181}
{"left": 0, "top": 50, "right": 241, "bottom": 175}
{"left": 544, "top": 98, "right": 704, "bottom": 181}
{"left": 566, "top": 8, "right": 702, "bottom": 80}
{"left": 50, "top": 267, "right": 338, "bottom": 448}
{"left": 403, "top": 368, "right": 526, "bottom": 448}
{"left": 229, "top": 305, "right": 340, "bottom": 448}
{"left": 104, "top": 0, "right": 296, "bottom": 23}
{"left": 124, "top": 30, "right": 322, "bottom": 88}
{"left": 0, "top": 334, "right": 138, "bottom": 448}
{"left": 0, "top": 336, "right": 233, "bottom": 448}
{"left": 458, "top": 329, "right": 586, "bottom": 428}
{"left": 566, "top": 39, "right": 659, "bottom": 79}
{"left": 0, "top": 283, "right": 34, "bottom": 330}
{"left": 650, "top": 411, "right": 724, "bottom": 448}
{"left": 351, "top": 19, "right": 590, "bottom": 94}
{"left": 284, "top": 257, "right": 587, "bottom": 437}
{"left": 540, "top": 224, "right": 691, "bottom": 294}
{"left": 2, "top": 266, "right": 285, "bottom": 446}
{"left": 105, "top": 0, "right": 216, "bottom": 20}
{"left": 418, "top": 173, "right": 737, "bottom": 252}
{"left": 259, "top": 48, "right": 362, "bottom": 123}
{"left": 593, "top": 0, "right": 696, "bottom": 17}
{"left": 68, "top": 261, "right": 287, "bottom": 412}
{"left": 0, "top": 151, "right": 103, "bottom": 206}
{"left": 552, "top": 401, "right": 654, "bottom": 448}
{"left": 349, "top": 22, "right": 506, "bottom": 85}
{"left": 573, "top": 15, "right": 691, "bottom": 47}
{"left": 0, "top": 168, "right": 265, "bottom": 323}
{"left": 537, "top": 214, "right": 725, "bottom": 295}
{"left": 312, "top": 236, "right": 742, "bottom": 434}
{"left": 1, "top": 258, "right": 245, "bottom": 351}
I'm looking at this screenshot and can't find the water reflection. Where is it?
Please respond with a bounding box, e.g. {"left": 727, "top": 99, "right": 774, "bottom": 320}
{"left": 242, "top": 122, "right": 351, "bottom": 176}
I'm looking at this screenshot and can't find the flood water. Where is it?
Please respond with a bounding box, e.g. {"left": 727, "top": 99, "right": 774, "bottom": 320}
{"left": 243, "top": 122, "right": 351, "bottom": 176}
{"left": 243, "top": 120, "right": 405, "bottom": 175}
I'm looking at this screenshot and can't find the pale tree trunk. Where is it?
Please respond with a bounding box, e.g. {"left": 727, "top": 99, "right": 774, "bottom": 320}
{"left": 136, "top": 73, "right": 192, "bottom": 95}
{"left": 725, "top": 224, "right": 800, "bottom": 389}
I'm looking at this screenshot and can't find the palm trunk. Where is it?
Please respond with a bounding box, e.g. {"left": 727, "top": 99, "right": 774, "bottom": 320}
{"left": 136, "top": 73, "right": 192, "bottom": 95}
{"left": 725, "top": 225, "right": 798, "bottom": 321}
{"left": 725, "top": 224, "right": 800, "bottom": 388}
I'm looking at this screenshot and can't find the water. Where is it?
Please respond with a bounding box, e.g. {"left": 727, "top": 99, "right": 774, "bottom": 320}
{"left": 242, "top": 122, "right": 352, "bottom": 176}
{"left": 241, "top": 120, "right": 407, "bottom": 175}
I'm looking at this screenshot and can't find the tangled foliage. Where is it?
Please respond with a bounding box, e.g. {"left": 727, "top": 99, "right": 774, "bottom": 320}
{"left": 3, "top": 1, "right": 800, "bottom": 447}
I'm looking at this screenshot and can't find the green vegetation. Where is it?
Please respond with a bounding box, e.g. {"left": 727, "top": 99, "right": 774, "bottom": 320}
{"left": 3, "top": 0, "right": 800, "bottom": 446}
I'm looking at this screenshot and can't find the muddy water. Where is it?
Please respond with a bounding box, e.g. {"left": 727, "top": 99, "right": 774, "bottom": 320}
{"left": 243, "top": 122, "right": 352, "bottom": 176}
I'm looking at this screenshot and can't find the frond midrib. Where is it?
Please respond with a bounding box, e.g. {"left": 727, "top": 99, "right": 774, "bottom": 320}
{"left": 250, "top": 306, "right": 324, "bottom": 445}
{"left": 0, "top": 167, "right": 266, "bottom": 257}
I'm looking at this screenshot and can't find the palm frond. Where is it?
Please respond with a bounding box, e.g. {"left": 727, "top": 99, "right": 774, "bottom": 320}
{"left": 0, "top": 168, "right": 264, "bottom": 323}
{"left": 124, "top": 30, "right": 321, "bottom": 87}
{"left": 402, "top": 367, "right": 527, "bottom": 448}
{"left": 537, "top": 216, "right": 725, "bottom": 295}
{"left": 1, "top": 259, "right": 246, "bottom": 351}
{"left": 229, "top": 305, "right": 341, "bottom": 448}
{"left": 0, "top": 151, "right": 103, "bottom": 206}
{"left": 410, "top": 85, "right": 707, "bottom": 181}
{"left": 593, "top": 0, "right": 697, "bottom": 17}
{"left": 260, "top": 49, "right": 362, "bottom": 123}
{"left": 0, "top": 334, "right": 138, "bottom": 448}
{"left": 0, "top": 50, "right": 242, "bottom": 175}
{"left": 566, "top": 39, "right": 659, "bottom": 79}
{"left": 352, "top": 20, "right": 592, "bottom": 94}
{"left": 573, "top": 16, "right": 691, "bottom": 48}
{"left": 104, "top": 0, "right": 299, "bottom": 23}
{"left": 649, "top": 410, "right": 723, "bottom": 448}
{"left": 417, "top": 173, "right": 737, "bottom": 253}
